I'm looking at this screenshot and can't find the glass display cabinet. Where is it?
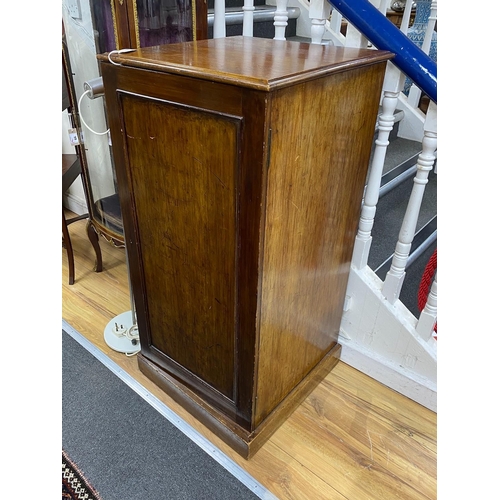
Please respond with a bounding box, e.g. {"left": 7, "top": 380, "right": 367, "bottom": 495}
{"left": 62, "top": 0, "right": 207, "bottom": 248}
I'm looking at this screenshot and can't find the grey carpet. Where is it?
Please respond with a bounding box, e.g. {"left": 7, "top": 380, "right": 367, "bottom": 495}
{"left": 62, "top": 330, "right": 262, "bottom": 500}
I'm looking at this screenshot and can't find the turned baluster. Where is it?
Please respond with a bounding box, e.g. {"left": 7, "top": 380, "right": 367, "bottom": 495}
{"left": 309, "top": 0, "right": 332, "bottom": 44}
{"left": 213, "top": 0, "right": 226, "bottom": 38}
{"left": 273, "top": 0, "right": 289, "bottom": 40}
{"left": 351, "top": 62, "right": 405, "bottom": 269}
{"left": 382, "top": 101, "right": 437, "bottom": 304}
{"left": 399, "top": 0, "right": 414, "bottom": 34}
{"left": 416, "top": 273, "right": 437, "bottom": 342}
{"left": 242, "top": 0, "right": 255, "bottom": 37}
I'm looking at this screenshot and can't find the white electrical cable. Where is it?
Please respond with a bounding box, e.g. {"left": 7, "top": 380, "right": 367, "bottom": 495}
{"left": 110, "top": 322, "right": 140, "bottom": 356}
{"left": 77, "top": 89, "right": 110, "bottom": 136}
{"left": 125, "top": 325, "right": 140, "bottom": 357}
{"left": 125, "top": 325, "right": 140, "bottom": 340}
{"left": 108, "top": 48, "right": 136, "bottom": 66}
{"left": 108, "top": 50, "right": 123, "bottom": 66}
{"left": 77, "top": 49, "right": 135, "bottom": 136}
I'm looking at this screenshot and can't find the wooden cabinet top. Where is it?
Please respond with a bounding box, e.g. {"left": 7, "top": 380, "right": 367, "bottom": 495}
{"left": 98, "top": 36, "right": 393, "bottom": 91}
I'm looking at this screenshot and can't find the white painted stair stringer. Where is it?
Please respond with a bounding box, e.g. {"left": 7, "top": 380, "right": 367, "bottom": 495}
{"left": 339, "top": 265, "right": 437, "bottom": 412}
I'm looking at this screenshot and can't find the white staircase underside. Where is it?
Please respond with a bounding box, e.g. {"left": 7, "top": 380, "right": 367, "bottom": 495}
{"left": 340, "top": 265, "right": 437, "bottom": 412}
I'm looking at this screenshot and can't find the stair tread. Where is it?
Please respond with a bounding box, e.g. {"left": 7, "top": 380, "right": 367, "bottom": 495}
{"left": 382, "top": 138, "right": 421, "bottom": 174}
{"left": 368, "top": 169, "right": 437, "bottom": 272}
{"left": 366, "top": 136, "right": 421, "bottom": 182}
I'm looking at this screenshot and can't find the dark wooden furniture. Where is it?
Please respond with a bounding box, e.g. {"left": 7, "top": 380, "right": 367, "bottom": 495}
{"left": 63, "top": 33, "right": 103, "bottom": 284}
{"left": 89, "top": 0, "right": 208, "bottom": 54}
{"left": 386, "top": 9, "right": 416, "bottom": 28}
{"left": 99, "top": 37, "right": 393, "bottom": 458}
{"left": 62, "top": 154, "right": 103, "bottom": 284}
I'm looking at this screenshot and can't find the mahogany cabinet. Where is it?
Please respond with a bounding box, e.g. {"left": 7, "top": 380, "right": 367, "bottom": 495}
{"left": 99, "top": 37, "right": 392, "bottom": 458}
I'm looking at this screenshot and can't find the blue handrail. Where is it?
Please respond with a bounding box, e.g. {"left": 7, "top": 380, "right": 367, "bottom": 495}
{"left": 327, "top": 0, "right": 437, "bottom": 103}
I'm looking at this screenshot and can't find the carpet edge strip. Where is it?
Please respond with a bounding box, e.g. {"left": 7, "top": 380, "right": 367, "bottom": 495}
{"left": 62, "top": 319, "right": 277, "bottom": 500}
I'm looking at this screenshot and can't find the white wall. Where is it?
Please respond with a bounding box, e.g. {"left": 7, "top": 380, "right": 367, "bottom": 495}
{"left": 62, "top": 109, "right": 87, "bottom": 214}
{"left": 62, "top": 0, "right": 115, "bottom": 214}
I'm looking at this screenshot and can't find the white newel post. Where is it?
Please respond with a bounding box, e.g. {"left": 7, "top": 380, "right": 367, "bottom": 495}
{"left": 242, "top": 0, "right": 255, "bottom": 37}
{"left": 351, "top": 63, "right": 405, "bottom": 270}
{"left": 382, "top": 101, "right": 437, "bottom": 304}
{"left": 309, "top": 0, "right": 331, "bottom": 44}
{"left": 213, "top": 0, "right": 226, "bottom": 38}
{"left": 416, "top": 272, "right": 437, "bottom": 342}
{"left": 273, "top": 0, "right": 289, "bottom": 40}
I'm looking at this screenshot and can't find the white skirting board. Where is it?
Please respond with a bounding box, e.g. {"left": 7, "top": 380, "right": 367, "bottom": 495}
{"left": 63, "top": 192, "right": 88, "bottom": 216}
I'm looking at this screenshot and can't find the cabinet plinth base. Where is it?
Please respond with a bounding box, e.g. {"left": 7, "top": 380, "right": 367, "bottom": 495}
{"left": 137, "top": 343, "right": 342, "bottom": 459}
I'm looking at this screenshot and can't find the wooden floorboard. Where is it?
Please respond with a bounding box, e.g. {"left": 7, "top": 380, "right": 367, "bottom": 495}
{"left": 62, "top": 213, "right": 437, "bottom": 500}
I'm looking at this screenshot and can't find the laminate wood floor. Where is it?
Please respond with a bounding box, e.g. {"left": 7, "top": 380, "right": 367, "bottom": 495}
{"left": 62, "top": 212, "right": 437, "bottom": 500}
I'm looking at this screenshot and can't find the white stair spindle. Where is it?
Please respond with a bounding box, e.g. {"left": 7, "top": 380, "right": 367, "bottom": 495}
{"left": 329, "top": 9, "right": 342, "bottom": 36}
{"left": 416, "top": 273, "right": 437, "bottom": 342}
{"left": 399, "top": 0, "right": 414, "bottom": 34}
{"left": 344, "top": 21, "right": 369, "bottom": 48}
{"left": 408, "top": 1, "right": 437, "bottom": 106}
{"left": 422, "top": 1, "right": 438, "bottom": 53}
{"left": 309, "top": 0, "right": 331, "bottom": 44}
{"left": 213, "top": 0, "right": 226, "bottom": 38}
{"left": 378, "top": 0, "right": 390, "bottom": 14}
{"left": 351, "top": 63, "right": 405, "bottom": 269}
{"left": 342, "top": 0, "right": 382, "bottom": 48}
{"left": 242, "top": 0, "right": 255, "bottom": 37}
{"left": 274, "top": 0, "right": 289, "bottom": 41}
{"left": 382, "top": 101, "right": 437, "bottom": 304}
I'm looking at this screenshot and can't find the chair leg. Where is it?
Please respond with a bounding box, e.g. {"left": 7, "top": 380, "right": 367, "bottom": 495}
{"left": 62, "top": 211, "right": 75, "bottom": 285}
{"left": 86, "top": 220, "right": 103, "bottom": 273}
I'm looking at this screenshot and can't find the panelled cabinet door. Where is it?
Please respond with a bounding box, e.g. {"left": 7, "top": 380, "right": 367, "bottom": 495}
{"left": 121, "top": 94, "right": 241, "bottom": 410}
{"left": 101, "top": 60, "right": 269, "bottom": 428}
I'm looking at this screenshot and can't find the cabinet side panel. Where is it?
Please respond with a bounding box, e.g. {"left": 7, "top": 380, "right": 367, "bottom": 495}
{"left": 120, "top": 93, "right": 239, "bottom": 400}
{"left": 255, "top": 64, "right": 387, "bottom": 424}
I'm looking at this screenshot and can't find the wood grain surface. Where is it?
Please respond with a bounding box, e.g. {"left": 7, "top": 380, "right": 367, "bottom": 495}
{"left": 97, "top": 36, "right": 393, "bottom": 90}
{"left": 121, "top": 94, "right": 240, "bottom": 401}
{"left": 255, "top": 63, "right": 385, "bottom": 426}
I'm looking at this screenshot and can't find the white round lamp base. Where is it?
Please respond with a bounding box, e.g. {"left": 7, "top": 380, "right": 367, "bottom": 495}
{"left": 104, "top": 311, "right": 141, "bottom": 354}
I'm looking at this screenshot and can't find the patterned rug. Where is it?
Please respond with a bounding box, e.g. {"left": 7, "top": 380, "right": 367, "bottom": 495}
{"left": 62, "top": 449, "right": 102, "bottom": 500}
